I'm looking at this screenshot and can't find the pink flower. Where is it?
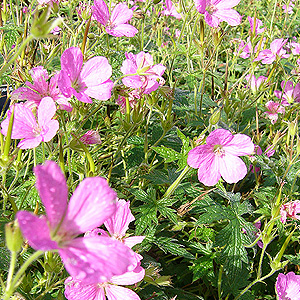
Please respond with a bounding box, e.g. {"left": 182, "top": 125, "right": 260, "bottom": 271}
{"left": 58, "top": 47, "right": 114, "bottom": 103}
{"left": 162, "top": 0, "right": 182, "bottom": 19}
{"left": 12, "top": 66, "right": 72, "bottom": 111}
{"left": 276, "top": 272, "right": 300, "bottom": 300}
{"left": 265, "top": 145, "right": 275, "bottom": 157}
{"left": 50, "top": 26, "right": 61, "bottom": 35}
{"left": 116, "top": 95, "right": 138, "bottom": 113}
{"left": 187, "top": 129, "right": 254, "bottom": 186}
{"left": 64, "top": 264, "right": 144, "bottom": 300}
{"left": 80, "top": 130, "right": 101, "bottom": 145}
{"left": 194, "top": 0, "right": 242, "bottom": 28}
{"left": 265, "top": 100, "right": 285, "bottom": 124}
{"left": 274, "top": 80, "right": 300, "bottom": 104}
{"left": 282, "top": 2, "right": 295, "bottom": 14}
{"left": 248, "top": 16, "right": 265, "bottom": 35}
{"left": 245, "top": 74, "right": 267, "bottom": 93}
{"left": 254, "top": 38, "right": 289, "bottom": 64}
{"left": 37, "top": 0, "right": 59, "bottom": 6}
{"left": 236, "top": 38, "right": 265, "bottom": 59}
{"left": 1, "top": 97, "right": 59, "bottom": 149}
{"left": 289, "top": 42, "right": 300, "bottom": 55}
{"left": 280, "top": 200, "right": 300, "bottom": 224}
{"left": 121, "top": 52, "right": 166, "bottom": 94}
{"left": 92, "top": 0, "right": 138, "bottom": 37}
{"left": 16, "top": 161, "right": 135, "bottom": 284}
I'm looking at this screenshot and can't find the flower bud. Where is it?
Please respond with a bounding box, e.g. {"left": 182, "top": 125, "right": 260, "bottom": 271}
{"left": 209, "top": 109, "right": 221, "bottom": 125}
{"left": 5, "top": 221, "right": 23, "bottom": 253}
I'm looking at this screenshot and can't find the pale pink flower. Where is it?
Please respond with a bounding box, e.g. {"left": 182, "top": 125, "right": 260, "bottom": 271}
{"left": 187, "top": 129, "right": 254, "bottom": 186}
{"left": 175, "top": 29, "right": 181, "bottom": 38}
{"left": 248, "top": 16, "right": 265, "bottom": 35}
{"left": 236, "top": 38, "right": 265, "bottom": 59}
{"left": 280, "top": 200, "right": 300, "bottom": 224}
{"left": 162, "top": 0, "right": 182, "bottom": 19}
{"left": 77, "top": 2, "right": 92, "bottom": 19}
{"left": 1, "top": 97, "right": 59, "bottom": 149}
{"left": 276, "top": 272, "right": 300, "bottom": 300}
{"left": 80, "top": 130, "right": 101, "bottom": 145}
{"left": 58, "top": 47, "right": 113, "bottom": 103}
{"left": 16, "top": 161, "right": 135, "bottom": 284}
{"left": 282, "top": 2, "right": 295, "bottom": 14}
{"left": 274, "top": 80, "right": 300, "bottom": 104}
{"left": 12, "top": 66, "right": 72, "bottom": 111}
{"left": 37, "top": 0, "right": 59, "bottom": 6}
{"left": 265, "top": 145, "right": 275, "bottom": 157}
{"left": 194, "top": 0, "right": 242, "bottom": 28}
{"left": 121, "top": 52, "right": 166, "bottom": 94}
{"left": 64, "top": 264, "right": 144, "bottom": 300}
{"left": 116, "top": 95, "right": 137, "bottom": 113}
{"left": 254, "top": 38, "right": 289, "bottom": 64}
{"left": 92, "top": 0, "right": 138, "bottom": 37}
{"left": 50, "top": 26, "right": 61, "bottom": 35}
{"left": 265, "top": 100, "right": 285, "bottom": 124}
{"left": 245, "top": 74, "right": 267, "bottom": 93}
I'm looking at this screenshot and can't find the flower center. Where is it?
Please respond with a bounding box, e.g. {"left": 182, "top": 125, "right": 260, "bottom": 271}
{"left": 213, "top": 145, "right": 225, "bottom": 157}
{"left": 33, "top": 126, "right": 42, "bottom": 137}
{"left": 206, "top": 4, "right": 217, "bottom": 14}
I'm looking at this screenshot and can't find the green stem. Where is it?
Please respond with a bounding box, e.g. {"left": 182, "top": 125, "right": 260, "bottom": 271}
{"left": 5, "top": 251, "right": 17, "bottom": 294}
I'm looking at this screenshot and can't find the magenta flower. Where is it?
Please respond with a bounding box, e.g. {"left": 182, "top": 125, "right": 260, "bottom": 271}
{"left": 1, "top": 97, "right": 59, "bottom": 149}
{"left": 280, "top": 200, "right": 300, "bottom": 224}
{"left": 58, "top": 47, "right": 114, "bottom": 103}
{"left": 194, "top": 0, "right": 242, "bottom": 28}
{"left": 254, "top": 38, "right": 289, "bottom": 64}
{"left": 12, "top": 66, "right": 72, "bottom": 111}
{"left": 80, "top": 130, "right": 101, "bottom": 145}
{"left": 289, "top": 42, "right": 300, "bottom": 55}
{"left": 162, "top": 0, "right": 182, "bottom": 19}
{"left": 92, "top": 0, "right": 138, "bottom": 37}
{"left": 274, "top": 80, "right": 300, "bottom": 104}
{"left": 265, "top": 100, "right": 285, "bottom": 124}
{"left": 121, "top": 52, "right": 166, "bottom": 94}
{"left": 248, "top": 16, "right": 265, "bottom": 35}
{"left": 16, "top": 161, "right": 135, "bottom": 284}
{"left": 245, "top": 74, "right": 267, "bottom": 93}
{"left": 187, "top": 129, "right": 254, "bottom": 186}
{"left": 64, "top": 264, "right": 144, "bottom": 300}
{"left": 276, "top": 272, "right": 300, "bottom": 300}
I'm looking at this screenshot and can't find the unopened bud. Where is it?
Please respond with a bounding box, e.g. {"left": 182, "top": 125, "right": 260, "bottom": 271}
{"left": 5, "top": 221, "right": 23, "bottom": 253}
{"left": 199, "top": 19, "right": 205, "bottom": 43}
{"left": 209, "top": 109, "right": 221, "bottom": 125}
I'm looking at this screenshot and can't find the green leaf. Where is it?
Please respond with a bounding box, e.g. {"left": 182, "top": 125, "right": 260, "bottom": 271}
{"left": 189, "top": 255, "right": 216, "bottom": 282}
{"left": 152, "top": 145, "right": 181, "bottom": 163}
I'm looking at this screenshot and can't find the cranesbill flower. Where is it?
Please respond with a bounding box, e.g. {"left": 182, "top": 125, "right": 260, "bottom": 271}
{"left": 254, "top": 38, "right": 289, "bottom": 64}
{"left": 65, "top": 263, "right": 145, "bottom": 300}
{"left": 80, "top": 130, "right": 101, "bottom": 145}
{"left": 280, "top": 200, "right": 300, "bottom": 224}
{"left": 274, "top": 80, "right": 300, "bottom": 104}
{"left": 58, "top": 47, "right": 114, "bottom": 103}
{"left": 245, "top": 74, "right": 267, "bottom": 93}
{"left": 92, "top": 0, "right": 138, "bottom": 37}
{"left": 121, "top": 52, "right": 166, "bottom": 94}
{"left": 187, "top": 129, "right": 254, "bottom": 186}
{"left": 16, "top": 161, "right": 135, "bottom": 284}
{"left": 12, "top": 66, "right": 72, "bottom": 111}
{"left": 265, "top": 100, "right": 285, "bottom": 124}
{"left": 276, "top": 272, "right": 300, "bottom": 300}
{"left": 194, "top": 0, "right": 242, "bottom": 28}
{"left": 1, "top": 97, "right": 59, "bottom": 149}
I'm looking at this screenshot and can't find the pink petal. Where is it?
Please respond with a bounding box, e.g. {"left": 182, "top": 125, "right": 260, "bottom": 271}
{"left": 41, "top": 119, "right": 59, "bottom": 142}
{"left": 34, "top": 161, "right": 68, "bottom": 229}
{"left": 11, "top": 87, "right": 42, "bottom": 104}
{"left": 60, "top": 177, "right": 116, "bottom": 236}
{"left": 92, "top": 0, "right": 109, "bottom": 26}
{"left": 107, "top": 24, "right": 138, "bottom": 37}
{"left": 105, "top": 284, "right": 141, "bottom": 300}
{"left": 223, "top": 133, "right": 254, "bottom": 156}
{"left": 73, "top": 90, "right": 93, "bottom": 103}
{"left": 110, "top": 264, "right": 145, "bottom": 285}
{"left": 187, "top": 144, "right": 213, "bottom": 169}
{"left": 58, "top": 70, "right": 74, "bottom": 98}
{"left": 206, "top": 129, "right": 233, "bottom": 146}
{"left": 56, "top": 96, "right": 73, "bottom": 112}
{"left": 60, "top": 47, "right": 83, "bottom": 83}
{"left": 81, "top": 56, "right": 112, "bottom": 87}
{"left": 204, "top": 12, "right": 220, "bottom": 27}
{"left": 17, "top": 211, "right": 58, "bottom": 251}
{"left": 37, "top": 97, "right": 57, "bottom": 127}
{"left": 60, "top": 236, "right": 135, "bottom": 284}
{"left": 213, "top": 9, "right": 242, "bottom": 26}
{"left": 85, "top": 79, "right": 114, "bottom": 101}
{"left": 124, "top": 236, "right": 145, "bottom": 248}
{"left": 194, "top": 0, "right": 207, "bottom": 14}
{"left": 197, "top": 153, "right": 221, "bottom": 186}
{"left": 1, "top": 104, "right": 37, "bottom": 139}
{"left": 110, "top": 3, "right": 133, "bottom": 25}
{"left": 215, "top": 0, "right": 241, "bottom": 9}
{"left": 219, "top": 154, "right": 248, "bottom": 184}
{"left": 104, "top": 199, "right": 135, "bottom": 236}
{"left": 64, "top": 277, "right": 105, "bottom": 300}
{"left": 17, "top": 136, "right": 43, "bottom": 149}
